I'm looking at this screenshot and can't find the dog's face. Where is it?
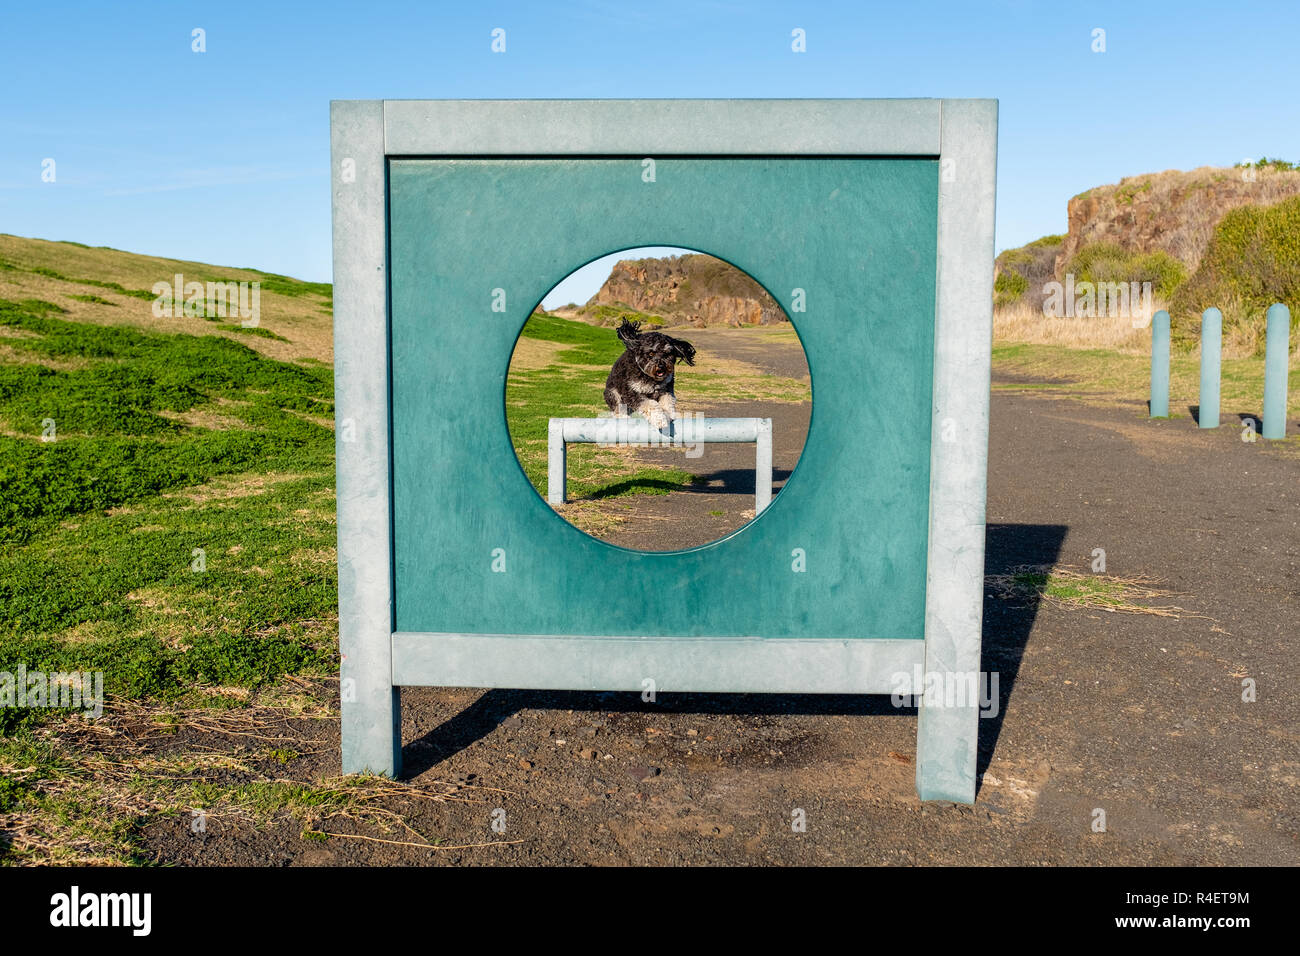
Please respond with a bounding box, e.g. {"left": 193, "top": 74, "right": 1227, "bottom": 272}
{"left": 616, "top": 319, "right": 696, "bottom": 383}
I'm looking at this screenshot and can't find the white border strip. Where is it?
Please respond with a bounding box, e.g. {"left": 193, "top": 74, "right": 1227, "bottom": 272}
{"left": 383, "top": 98, "right": 943, "bottom": 156}
{"left": 392, "top": 633, "right": 925, "bottom": 695}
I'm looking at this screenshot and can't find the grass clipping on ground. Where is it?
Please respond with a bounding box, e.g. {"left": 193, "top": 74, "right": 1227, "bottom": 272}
{"left": 987, "top": 565, "right": 1188, "bottom": 617}
{"left": 0, "top": 685, "right": 520, "bottom": 865}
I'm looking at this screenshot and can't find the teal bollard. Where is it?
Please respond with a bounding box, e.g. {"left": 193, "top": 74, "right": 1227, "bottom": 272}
{"left": 1150, "top": 309, "right": 1170, "bottom": 418}
{"left": 1262, "top": 303, "right": 1291, "bottom": 439}
{"left": 1199, "top": 308, "right": 1222, "bottom": 428}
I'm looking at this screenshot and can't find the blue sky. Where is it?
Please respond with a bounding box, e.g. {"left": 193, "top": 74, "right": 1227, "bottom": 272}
{"left": 2, "top": 0, "right": 1296, "bottom": 285}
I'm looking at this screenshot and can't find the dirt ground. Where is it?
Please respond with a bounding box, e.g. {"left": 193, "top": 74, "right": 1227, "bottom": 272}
{"left": 122, "top": 340, "right": 1300, "bottom": 866}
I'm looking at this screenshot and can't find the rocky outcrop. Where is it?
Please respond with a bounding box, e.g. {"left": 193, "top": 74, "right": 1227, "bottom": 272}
{"left": 585, "top": 254, "right": 786, "bottom": 327}
{"left": 1055, "top": 165, "right": 1300, "bottom": 275}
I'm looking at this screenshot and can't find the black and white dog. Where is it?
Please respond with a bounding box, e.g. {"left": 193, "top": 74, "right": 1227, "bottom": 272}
{"left": 603, "top": 318, "right": 696, "bottom": 431}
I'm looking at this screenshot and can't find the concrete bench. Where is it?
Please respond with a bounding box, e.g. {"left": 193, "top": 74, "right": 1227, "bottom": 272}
{"left": 547, "top": 415, "right": 773, "bottom": 514}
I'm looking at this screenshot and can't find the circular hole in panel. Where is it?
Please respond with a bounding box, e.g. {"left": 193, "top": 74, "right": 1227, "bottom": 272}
{"left": 505, "top": 246, "right": 812, "bottom": 552}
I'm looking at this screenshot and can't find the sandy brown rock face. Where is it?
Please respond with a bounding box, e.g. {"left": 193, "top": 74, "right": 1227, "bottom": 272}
{"left": 587, "top": 253, "right": 787, "bottom": 327}
{"left": 1054, "top": 165, "right": 1300, "bottom": 276}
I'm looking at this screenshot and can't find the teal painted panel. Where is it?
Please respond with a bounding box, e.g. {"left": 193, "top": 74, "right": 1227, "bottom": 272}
{"left": 389, "top": 158, "right": 937, "bottom": 640}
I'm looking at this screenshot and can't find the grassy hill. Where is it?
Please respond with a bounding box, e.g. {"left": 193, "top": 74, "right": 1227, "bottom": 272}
{"left": 0, "top": 237, "right": 339, "bottom": 725}
{"left": 0, "top": 236, "right": 817, "bottom": 861}
{"left": 0, "top": 237, "right": 347, "bottom": 862}
{"left": 0, "top": 234, "right": 334, "bottom": 364}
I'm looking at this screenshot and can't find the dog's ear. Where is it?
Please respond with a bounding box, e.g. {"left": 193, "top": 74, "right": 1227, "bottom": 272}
{"left": 668, "top": 335, "right": 696, "bottom": 366}
{"left": 615, "top": 318, "right": 642, "bottom": 348}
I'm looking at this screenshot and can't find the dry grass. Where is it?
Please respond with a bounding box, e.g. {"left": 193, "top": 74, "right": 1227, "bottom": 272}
{"left": 0, "top": 234, "right": 334, "bottom": 364}
{"left": 1213, "top": 292, "right": 1280, "bottom": 357}
{"left": 987, "top": 565, "right": 1191, "bottom": 617}
{"left": 683, "top": 353, "right": 811, "bottom": 402}
{"left": 0, "top": 683, "right": 527, "bottom": 864}
{"left": 550, "top": 500, "right": 629, "bottom": 537}
{"left": 994, "top": 293, "right": 1293, "bottom": 361}
{"left": 156, "top": 406, "right": 249, "bottom": 430}
{"left": 993, "top": 337, "right": 1300, "bottom": 424}
{"left": 993, "top": 298, "right": 1163, "bottom": 354}
{"left": 0, "top": 341, "right": 92, "bottom": 371}
{"left": 162, "top": 470, "right": 311, "bottom": 505}
{"left": 290, "top": 546, "right": 337, "bottom": 567}
{"left": 695, "top": 323, "right": 805, "bottom": 344}
{"left": 508, "top": 336, "right": 573, "bottom": 371}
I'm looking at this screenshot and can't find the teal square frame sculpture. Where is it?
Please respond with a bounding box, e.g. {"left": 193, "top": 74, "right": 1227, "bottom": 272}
{"left": 331, "top": 100, "right": 998, "bottom": 803}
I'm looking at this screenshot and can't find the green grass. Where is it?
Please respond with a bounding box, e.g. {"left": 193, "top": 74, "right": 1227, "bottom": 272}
{"left": 0, "top": 297, "right": 815, "bottom": 863}
{"left": 0, "top": 279, "right": 374, "bottom": 866}
{"left": 243, "top": 272, "right": 332, "bottom": 304}
{"left": 1013, "top": 569, "right": 1128, "bottom": 606}
{"left": 513, "top": 312, "right": 625, "bottom": 363}
{"left": 0, "top": 735, "right": 154, "bottom": 866}
{"left": 0, "top": 297, "right": 338, "bottom": 728}
{"left": 0, "top": 299, "right": 332, "bottom": 533}
{"left": 2, "top": 242, "right": 332, "bottom": 313}
{"left": 0, "top": 775, "right": 26, "bottom": 813}
{"left": 993, "top": 340, "right": 1300, "bottom": 419}
{"left": 187, "top": 780, "right": 352, "bottom": 817}
{"left": 217, "top": 323, "right": 291, "bottom": 341}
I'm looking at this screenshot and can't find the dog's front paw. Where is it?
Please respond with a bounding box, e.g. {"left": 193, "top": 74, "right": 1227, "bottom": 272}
{"left": 646, "top": 409, "right": 670, "bottom": 432}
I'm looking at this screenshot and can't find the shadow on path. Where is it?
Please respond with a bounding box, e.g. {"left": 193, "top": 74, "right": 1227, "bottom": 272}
{"left": 403, "top": 522, "right": 1067, "bottom": 789}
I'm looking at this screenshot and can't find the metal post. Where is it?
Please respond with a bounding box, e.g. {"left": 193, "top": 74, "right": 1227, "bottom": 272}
{"left": 1199, "top": 307, "right": 1222, "bottom": 428}
{"left": 755, "top": 418, "right": 773, "bottom": 514}
{"left": 916, "top": 98, "right": 996, "bottom": 806}
{"left": 332, "top": 100, "right": 400, "bottom": 778}
{"left": 1150, "top": 309, "right": 1170, "bottom": 418}
{"left": 547, "top": 418, "right": 566, "bottom": 504}
{"left": 1263, "top": 303, "right": 1291, "bottom": 440}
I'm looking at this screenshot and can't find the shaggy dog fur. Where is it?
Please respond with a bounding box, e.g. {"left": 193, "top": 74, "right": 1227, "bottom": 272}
{"left": 603, "top": 318, "right": 696, "bottom": 431}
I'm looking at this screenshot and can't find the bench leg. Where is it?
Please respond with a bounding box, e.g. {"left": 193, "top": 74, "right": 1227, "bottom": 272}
{"left": 547, "top": 419, "right": 566, "bottom": 504}
{"left": 755, "top": 418, "right": 772, "bottom": 513}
